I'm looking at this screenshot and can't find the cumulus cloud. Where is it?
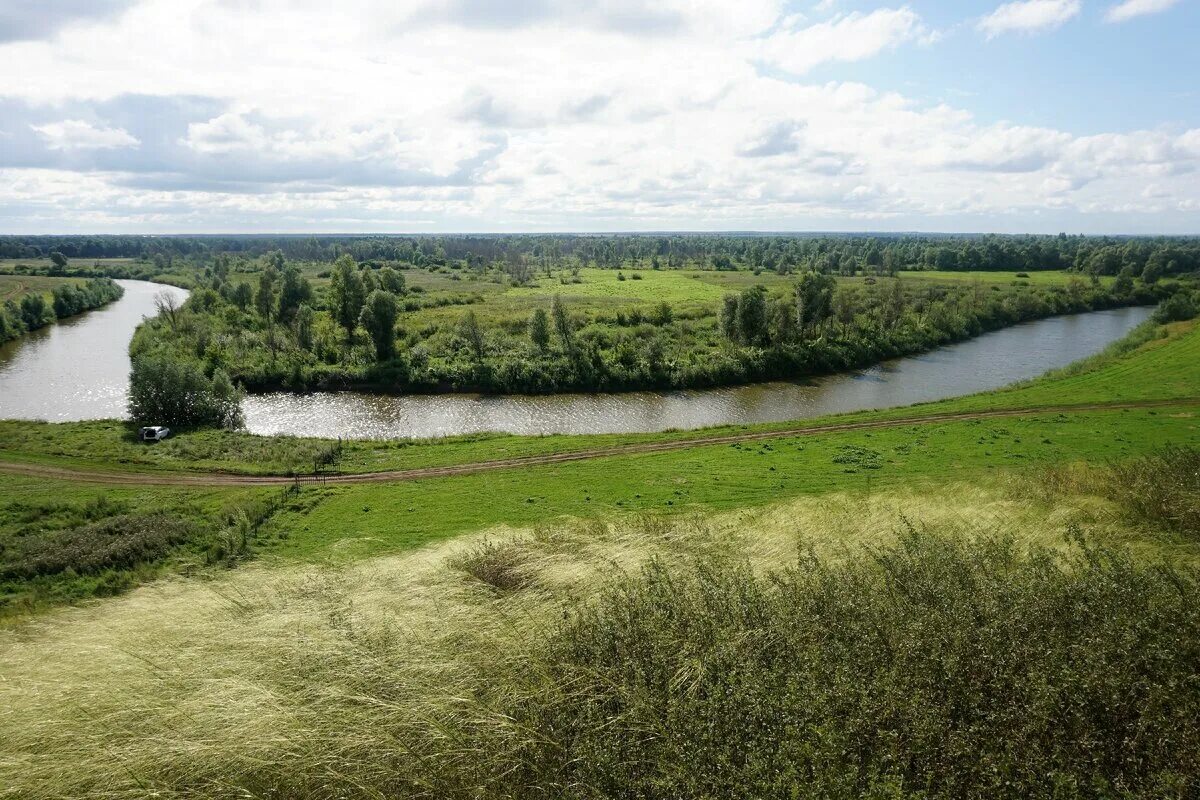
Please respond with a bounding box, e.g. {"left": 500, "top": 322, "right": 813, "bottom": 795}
{"left": 0, "top": 0, "right": 1195, "bottom": 233}
{"left": 1105, "top": 0, "right": 1182, "bottom": 23}
{"left": 0, "top": 0, "right": 134, "bottom": 43}
{"left": 759, "top": 7, "right": 935, "bottom": 75}
{"left": 977, "top": 0, "right": 1081, "bottom": 38}
{"left": 31, "top": 119, "right": 139, "bottom": 150}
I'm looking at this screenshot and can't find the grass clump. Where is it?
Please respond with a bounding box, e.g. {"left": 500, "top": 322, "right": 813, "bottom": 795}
{"left": 1018, "top": 446, "right": 1200, "bottom": 541}
{"left": 1107, "top": 445, "right": 1200, "bottom": 537}
{"left": 447, "top": 536, "right": 535, "bottom": 592}
{"left": 512, "top": 531, "right": 1200, "bottom": 798}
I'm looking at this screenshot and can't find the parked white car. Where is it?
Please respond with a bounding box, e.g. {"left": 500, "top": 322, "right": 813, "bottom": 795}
{"left": 140, "top": 426, "right": 171, "bottom": 442}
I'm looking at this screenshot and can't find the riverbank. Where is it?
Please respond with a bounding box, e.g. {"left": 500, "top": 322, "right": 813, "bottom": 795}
{"left": 0, "top": 280, "right": 189, "bottom": 421}
{"left": 0, "top": 276, "right": 123, "bottom": 345}
{"left": 1, "top": 310, "right": 1198, "bottom": 668}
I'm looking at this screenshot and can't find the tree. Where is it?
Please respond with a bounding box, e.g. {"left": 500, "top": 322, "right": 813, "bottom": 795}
{"left": 459, "top": 310, "right": 487, "bottom": 363}
{"left": 359, "top": 290, "right": 398, "bottom": 360}
{"left": 652, "top": 301, "right": 673, "bottom": 325}
{"left": 230, "top": 282, "right": 253, "bottom": 311}
{"left": 736, "top": 286, "right": 769, "bottom": 346}
{"left": 880, "top": 279, "right": 906, "bottom": 330}
{"left": 49, "top": 251, "right": 69, "bottom": 270}
{"left": 255, "top": 265, "right": 278, "bottom": 321}
{"left": 127, "top": 354, "right": 243, "bottom": 429}
{"left": 833, "top": 287, "right": 857, "bottom": 333}
{"left": 276, "top": 265, "right": 312, "bottom": 323}
{"left": 329, "top": 255, "right": 366, "bottom": 339}
{"left": 795, "top": 271, "right": 835, "bottom": 334}
{"left": 529, "top": 308, "right": 551, "bottom": 351}
{"left": 154, "top": 290, "right": 181, "bottom": 331}
{"left": 18, "top": 293, "right": 49, "bottom": 330}
{"left": 552, "top": 296, "right": 575, "bottom": 357}
{"left": 378, "top": 266, "right": 405, "bottom": 294}
{"left": 208, "top": 369, "right": 244, "bottom": 429}
{"left": 719, "top": 295, "right": 740, "bottom": 340}
{"left": 294, "top": 304, "right": 315, "bottom": 351}
{"left": 52, "top": 285, "right": 81, "bottom": 318}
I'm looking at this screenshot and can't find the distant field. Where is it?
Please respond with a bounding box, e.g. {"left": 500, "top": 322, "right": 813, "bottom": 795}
{"left": 893, "top": 269, "right": 1110, "bottom": 286}
{"left": 515, "top": 267, "right": 726, "bottom": 304}
{"left": 0, "top": 274, "right": 87, "bottom": 303}
{"left": 0, "top": 258, "right": 139, "bottom": 273}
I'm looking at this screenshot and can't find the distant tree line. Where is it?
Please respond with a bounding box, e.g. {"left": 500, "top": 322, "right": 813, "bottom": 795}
{"left": 0, "top": 278, "right": 123, "bottom": 345}
{"left": 5, "top": 234, "right": 1199, "bottom": 281}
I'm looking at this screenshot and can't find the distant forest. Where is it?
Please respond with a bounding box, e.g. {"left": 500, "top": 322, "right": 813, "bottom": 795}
{"left": 3, "top": 233, "right": 1199, "bottom": 278}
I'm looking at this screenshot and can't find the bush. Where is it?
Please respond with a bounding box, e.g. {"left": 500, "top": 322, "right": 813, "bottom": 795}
{"left": 1, "top": 514, "right": 194, "bottom": 580}
{"left": 1107, "top": 445, "right": 1200, "bottom": 537}
{"left": 1154, "top": 289, "right": 1198, "bottom": 324}
{"left": 506, "top": 532, "right": 1200, "bottom": 798}
{"left": 128, "top": 354, "right": 244, "bottom": 429}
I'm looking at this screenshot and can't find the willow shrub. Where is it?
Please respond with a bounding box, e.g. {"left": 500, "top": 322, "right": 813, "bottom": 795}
{"left": 506, "top": 531, "right": 1200, "bottom": 799}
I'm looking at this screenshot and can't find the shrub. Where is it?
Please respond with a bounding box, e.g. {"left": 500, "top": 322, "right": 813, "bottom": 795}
{"left": 447, "top": 537, "right": 534, "bottom": 592}
{"left": 506, "top": 532, "right": 1200, "bottom": 798}
{"left": 127, "top": 354, "right": 244, "bottom": 429}
{"left": 1, "top": 514, "right": 194, "bottom": 580}
{"left": 1107, "top": 445, "right": 1200, "bottom": 537}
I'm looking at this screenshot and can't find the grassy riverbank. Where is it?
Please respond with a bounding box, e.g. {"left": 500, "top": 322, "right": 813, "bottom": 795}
{"left": 0, "top": 275, "right": 124, "bottom": 344}
{"left": 0, "top": 316, "right": 1197, "bottom": 612}
{"left": 2, "top": 316, "right": 1195, "bottom": 478}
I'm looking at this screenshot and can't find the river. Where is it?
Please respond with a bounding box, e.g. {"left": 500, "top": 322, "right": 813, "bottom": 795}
{"left": 0, "top": 280, "right": 1153, "bottom": 438}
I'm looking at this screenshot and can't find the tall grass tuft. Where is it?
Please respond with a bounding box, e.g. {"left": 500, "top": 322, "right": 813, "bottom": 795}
{"left": 1107, "top": 445, "right": 1200, "bottom": 537}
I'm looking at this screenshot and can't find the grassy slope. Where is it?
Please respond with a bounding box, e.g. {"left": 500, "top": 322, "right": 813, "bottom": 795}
{"left": 265, "top": 405, "right": 1198, "bottom": 562}
{"left": 0, "top": 315, "right": 1195, "bottom": 601}
{"left": 8, "top": 481, "right": 1194, "bottom": 799}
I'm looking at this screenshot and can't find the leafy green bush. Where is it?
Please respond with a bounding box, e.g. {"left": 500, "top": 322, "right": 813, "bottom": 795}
{"left": 505, "top": 532, "right": 1200, "bottom": 798}
{"left": 1, "top": 514, "right": 194, "bottom": 580}
{"left": 127, "top": 353, "right": 244, "bottom": 429}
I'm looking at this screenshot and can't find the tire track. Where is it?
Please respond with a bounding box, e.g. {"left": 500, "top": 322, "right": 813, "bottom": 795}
{"left": 1, "top": 398, "right": 1196, "bottom": 487}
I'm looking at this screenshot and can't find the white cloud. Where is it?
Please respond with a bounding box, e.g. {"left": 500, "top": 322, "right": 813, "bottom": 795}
{"left": 1105, "top": 0, "right": 1182, "bottom": 23}
{"left": 30, "top": 119, "right": 139, "bottom": 149}
{"left": 759, "top": 7, "right": 934, "bottom": 75}
{"left": 977, "top": 0, "right": 1081, "bottom": 38}
{"left": 0, "top": 0, "right": 1195, "bottom": 233}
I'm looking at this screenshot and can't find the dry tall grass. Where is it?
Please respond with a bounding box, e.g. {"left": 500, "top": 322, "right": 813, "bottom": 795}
{"left": 0, "top": 483, "right": 1188, "bottom": 798}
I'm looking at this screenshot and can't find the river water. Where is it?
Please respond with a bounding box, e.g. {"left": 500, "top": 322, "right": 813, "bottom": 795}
{"left": 0, "top": 280, "right": 190, "bottom": 422}
{"left": 0, "top": 281, "right": 1153, "bottom": 438}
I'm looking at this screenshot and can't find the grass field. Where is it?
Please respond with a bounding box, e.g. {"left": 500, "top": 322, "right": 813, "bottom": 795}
{"left": 1, "top": 285, "right": 1198, "bottom": 796}
{"left": 0, "top": 274, "right": 87, "bottom": 303}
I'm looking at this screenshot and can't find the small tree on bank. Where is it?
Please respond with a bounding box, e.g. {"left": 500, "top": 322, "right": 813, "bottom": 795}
{"left": 329, "top": 254, "right": 366, "bottom": 341}
{"left": 359, "top": 290, "right": 399, "bottom": 361}
{"left": 529, "top": 308, "right": 551, "bottom": 351}
{"left": 128, "top": 354, "right": 244, "bottom": 430}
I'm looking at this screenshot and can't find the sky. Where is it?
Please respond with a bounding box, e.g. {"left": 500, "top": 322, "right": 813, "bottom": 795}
{"left": 0, "top": 0, "right": 1196, "bottom": 235}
